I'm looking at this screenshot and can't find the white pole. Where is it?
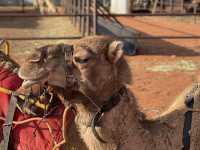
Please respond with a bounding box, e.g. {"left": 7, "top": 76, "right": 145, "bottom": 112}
{"left": 110, "top": 0, "right": 130, "bottom": 14}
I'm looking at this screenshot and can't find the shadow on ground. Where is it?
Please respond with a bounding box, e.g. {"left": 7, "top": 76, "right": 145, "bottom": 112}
{"left": 0, "top": 17, "right": 39, "bottom": 28}
{"left": 136, "top": 30, "right": 200, "bottom": 56}
{"left": 116, "top": 17, "right": 200, "bottom": 56}
{"left": 98, "top": 17, "right": 200, "bottom": 56}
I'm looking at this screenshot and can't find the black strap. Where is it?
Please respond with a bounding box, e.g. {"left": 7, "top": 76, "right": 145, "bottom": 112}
{"left": 91, "top": 111, "right": 107, "bottom": 143}
{"left": 2, "top": 95, "right": 17, "bottom": 150}
{"left": 91, "top": 87, "right": 126, "bottom": 143}
{"left": 182, "top": 96, "right": 194, "bottom": 150}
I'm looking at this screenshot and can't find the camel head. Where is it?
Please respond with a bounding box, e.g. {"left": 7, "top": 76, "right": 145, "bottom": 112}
{"left": 18, "top": 43, "right": 73, "bottom": 90}
{"left": 72, "top": 36, "right": 132, "bottom": 103}
{"left": 18, "top": 36, "right": 132, "bottom": 105}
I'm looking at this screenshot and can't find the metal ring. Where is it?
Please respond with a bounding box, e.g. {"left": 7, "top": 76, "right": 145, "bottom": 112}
{"left": 91, "top": 111, "right": 107, "bottom": 143}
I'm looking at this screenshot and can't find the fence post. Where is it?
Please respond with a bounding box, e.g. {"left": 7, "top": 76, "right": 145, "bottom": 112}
{"left": 71, "top": 0, "right": 75, "bottom": 24}
{"left": 74, "top": 0, "right": 77, "bottom": 26}
{"left": 152, "top": 0, "right": 158, "bottom": 14}
{"left": 78, "top": 0, "right": 82, "bottom": 32}
{"left": 170, "top": 0, "right": 174, "bottom": 13}
{"left": 64, "top": 0, "right": 68, "bottom": 14}
{"left": 194, "top": 1, "right": 197, "bottom": 24}
{"left": 69, "top": 0, "right": 73, "bottom": 23}
{"left": 181, "top": 0, "right": 184, "bottom": 13}
{"left": 21, "top": 0, "right": 25, "bottom": 13}
{"left": 93, "top": 0, "right": 97, "bottom": 35}
{"left": 86, "top": 0, "right": 90, "bottom": 36}
{"left": 81, "top": 0, "right": 86, "bottom": 36}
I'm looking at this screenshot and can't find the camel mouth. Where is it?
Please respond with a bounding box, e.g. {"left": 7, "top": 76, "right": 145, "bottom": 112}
{"left": 18, "top": 68, "right": 49, "bottom": 88}
{"left": 22, "top": 79, "right": 41, "bottom": 89}
{"left": 18, "top": 66, "right": 49, "bottom": 81}
{"left": 20, "top": 75, "right": 48, "bottom": 89}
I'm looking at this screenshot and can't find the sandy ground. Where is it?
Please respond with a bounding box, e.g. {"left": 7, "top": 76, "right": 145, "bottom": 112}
{"left": 118, "top": 16, "right": 200, "bottom": 115}
{"left": 0, "top": 16, "right": 80, "bottom": 63}
{"left": 1, "top": 12, "right": 200, "bottom": 117}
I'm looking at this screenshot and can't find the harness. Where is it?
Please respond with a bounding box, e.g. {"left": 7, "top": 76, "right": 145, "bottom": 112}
{"left": 0, "top": 86, "right": 56, "bottom": 149}
{"left": 182, "top": 96, "right": 194, "bottom": 150}
{"left": 0, "top": 86, "right": 54, "bottom": 116}
{"left": 2, "top": 95, "right": 18, "bottom": 150}
{"left": 91, "top": 86, "right": 127, "bottom": 143}
{"left": 182, "top": 83, "right": 200, "bottom": 150}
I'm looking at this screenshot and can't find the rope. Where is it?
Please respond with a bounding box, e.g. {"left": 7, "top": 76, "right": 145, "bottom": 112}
{"left": 53, "top": 105, "right": 76, "bottom": 150}
{"left": 0, "top": 117, "right": 43, "bottom": 125}
{"left": 0, "top": 105, "right": 76, "bottom": 150}
{"left": 0, "top": 116, "right": 57, "bottom": 145}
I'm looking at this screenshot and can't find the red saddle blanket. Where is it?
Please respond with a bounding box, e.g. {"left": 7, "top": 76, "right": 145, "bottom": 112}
{"left": 0, "top": 67, "right": 70, "bottom": 150}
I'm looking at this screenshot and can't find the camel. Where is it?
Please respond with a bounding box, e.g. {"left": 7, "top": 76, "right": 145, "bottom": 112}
{"left": 18, "top": 36, "right": 200, "bottom": 150}
{"left": 0, "top": 47, "right": 68, "bottom": 150}
{"left": 33, "top": 0, "right": 57, "bottom": 14}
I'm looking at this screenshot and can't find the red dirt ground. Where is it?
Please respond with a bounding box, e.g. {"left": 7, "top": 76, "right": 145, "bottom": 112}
{"left": 119, "top": 16, "right": 200, "bottom": 116}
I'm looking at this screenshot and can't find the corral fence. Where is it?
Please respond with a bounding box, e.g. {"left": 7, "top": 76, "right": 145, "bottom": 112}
{"left": 0, "top": 0, "right": 200, "bottom": 41}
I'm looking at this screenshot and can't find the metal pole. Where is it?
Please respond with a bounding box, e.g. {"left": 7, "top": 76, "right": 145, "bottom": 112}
{"left": 93, "top": 0, "right": 97, "bottom": 35}
{"left": 170, "top": 0, "right": 174, "bottom": 13}
{"left": 72, "top": 0, "right": 74, "bottom": 24}
{"left": 0, "top": 13, "right": 200, "bottom": 17}
{"left": 66, "top": 0, "right": 69, "bottom": 14}
{"left": 22, "top": 0, "right": 25, "bottom": 13}
{"left": 63, "top": 0, "right": 67, "bottom": 14}
{"left": 78, "top": 0, "right": 82, "bottom": 32}
{"left": 152, "top": 0, "right": 158, "bottom": 14}
{"left": 160, "top": 0, "right": 164, "bottom": 11}
{"left": 86, "top": 0, "right": 90, "bottom": 35}
{"left": 68, "top": 0, "right": 73, "bottom": 23}
{"left": 81, "top": 0, "right": 86, "bottom": 36}
{"left": 2, "top": 36, "right": 200, "bottom": 41}
{"left": 181, "top": 0, "right": 184, "bottom": 13}
{"left": 3, "top": 36, "right": 83, "bottom": 41}
{"left": 194, "top": 2, "right": 197, "bottom": 24}
{"left": 74, "top": 0, "right": 77, "bottom": 26}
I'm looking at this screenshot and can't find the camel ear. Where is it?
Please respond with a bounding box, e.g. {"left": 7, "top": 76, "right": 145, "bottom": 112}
{"left": 107, "top": 41, "right": 124, "bottom": 64}
{"left": 29, "top": 46, "right": 48, "bottom": 63}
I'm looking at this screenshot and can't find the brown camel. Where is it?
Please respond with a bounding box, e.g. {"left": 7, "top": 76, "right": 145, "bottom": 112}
{"left": 33, "top": 0, "right": 57, "bottom": 14}
{"left": 18, "top": 36, "right": 200, "bottom": 150}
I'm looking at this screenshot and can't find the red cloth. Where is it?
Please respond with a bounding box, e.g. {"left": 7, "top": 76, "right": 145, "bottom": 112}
{"left": 0, "top": 67, "right": 74, "bottom": 150}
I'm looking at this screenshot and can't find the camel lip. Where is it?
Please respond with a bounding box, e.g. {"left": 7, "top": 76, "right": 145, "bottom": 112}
{"left": 21, "top": 80, "right": 40, "bottom": 89}
{"left": 18, "top": 67, "right": 49, "bottom": 81}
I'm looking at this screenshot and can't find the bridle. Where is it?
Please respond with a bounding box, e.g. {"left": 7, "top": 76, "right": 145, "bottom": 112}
{"left": 78, "top": 86, "right": 127, "bottom": 143}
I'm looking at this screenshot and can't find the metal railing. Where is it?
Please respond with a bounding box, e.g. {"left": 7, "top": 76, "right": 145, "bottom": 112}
{"left": 0, "top": 0, "right": 200, "bottom": 41}
{"left": 61, "top": 0, "right": 98, "bottom": 36}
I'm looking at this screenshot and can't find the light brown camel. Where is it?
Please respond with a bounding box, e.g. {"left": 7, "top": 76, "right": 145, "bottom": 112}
{"left": 18, "top": 36, "right": 200, "bottom": 150}
{"left": 33, "top": 0, "right": 57, "bottom": 14}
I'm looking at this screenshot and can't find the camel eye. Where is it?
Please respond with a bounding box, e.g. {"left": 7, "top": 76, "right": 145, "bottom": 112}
{"left": 74, "top": 57, "right": 90, "bottom": 64}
